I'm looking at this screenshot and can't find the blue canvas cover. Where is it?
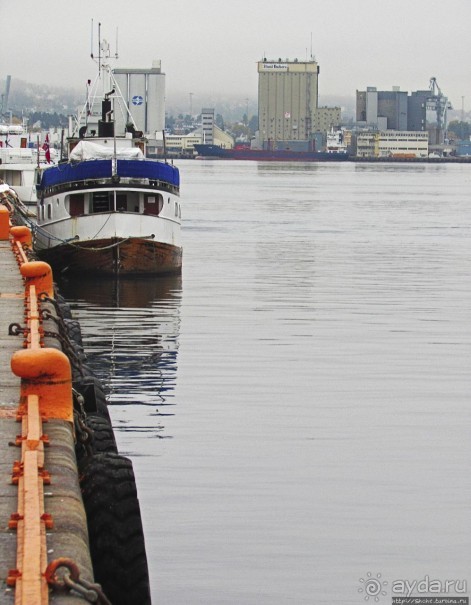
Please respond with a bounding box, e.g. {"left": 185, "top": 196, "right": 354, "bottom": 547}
{"left": 116, "top": 159, "right": 180, "bottom": 186}
{"left": 40, "top": 159, "right": 179, "bottom": 190}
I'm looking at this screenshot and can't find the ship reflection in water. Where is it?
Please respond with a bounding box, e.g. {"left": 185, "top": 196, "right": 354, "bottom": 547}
{"left": 58, "top": 274, "right": 182, "bottom": 440}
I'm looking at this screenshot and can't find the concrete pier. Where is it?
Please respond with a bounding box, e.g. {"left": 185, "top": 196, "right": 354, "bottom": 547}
{"left": 0, "top": 238, "right": 94, "bottom": 604}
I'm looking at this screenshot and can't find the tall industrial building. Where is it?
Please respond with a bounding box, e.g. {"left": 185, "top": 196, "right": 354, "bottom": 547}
{"left": 356, "top": 86, "right": 443, "bottom": 136}
{"left": 257, "top": 58, "right": 320, "bottom": 150}
{"left": 356, "top": 87, "right": 408, "bottom": 130}
{"left": 112, "top": 61, "right": 165, "bottom": 136}
{"left": 407, "top": 90, "right": 428, "bottom": 132}
{"left": 355, "top": 83, "right": 451, "bottom": 151}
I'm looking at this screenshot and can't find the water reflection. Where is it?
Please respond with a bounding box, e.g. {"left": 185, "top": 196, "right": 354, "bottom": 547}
{"left": 58, "top": 275, "right": 182, "bottom": 438}
{"left": 58, "top": 274, "right": 181, "bottom": 309}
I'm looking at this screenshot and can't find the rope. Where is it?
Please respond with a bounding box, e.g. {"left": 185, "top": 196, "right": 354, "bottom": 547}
{"left": 33, "top": 210, "right": 155, "bottom": 251}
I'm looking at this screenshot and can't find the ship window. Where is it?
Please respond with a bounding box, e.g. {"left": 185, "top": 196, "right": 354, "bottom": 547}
{"left": 117, "top": 192, "right": 140, "bottom": 212}
{"left": 68, "top": 194, "right": 84, "bottom": 217}
{"left": 144, "top": 193, "right": 164, "bottom": 216}
{"left": 175, "top": 202, "right": 178, "bottom": 217}
{"left": 5, "top": 170, "right": 21, "bottom": 186}
{"left": 47, "top": 204, "right": 52, "bottom": 220}
{"left": 116, "top": 194, "right": 128, "bottom": 212}
{"left": 91, "top": 191, "right": 111, "bottom": 213}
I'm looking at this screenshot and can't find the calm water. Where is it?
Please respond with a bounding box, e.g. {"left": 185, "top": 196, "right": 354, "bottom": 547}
{"left": 59, "top": 161, "right": 471, "bottom": 604}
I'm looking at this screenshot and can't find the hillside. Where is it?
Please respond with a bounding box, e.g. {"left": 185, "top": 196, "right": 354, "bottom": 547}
{"left": 2, "top": 78, "right": 83, "bottom": 115}
{"left": 2, "top": 77, "right": 358, "bottom": 123}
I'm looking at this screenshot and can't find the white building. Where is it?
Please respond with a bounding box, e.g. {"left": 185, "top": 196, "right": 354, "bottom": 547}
{"left": 152, "top": 125, "right": 234, "bottom": 156}
{"left": 201, "top": 108, "right": 215, "bottom": 144}
{"left": 356, "top": 131, "right": 429, "bottom": 158}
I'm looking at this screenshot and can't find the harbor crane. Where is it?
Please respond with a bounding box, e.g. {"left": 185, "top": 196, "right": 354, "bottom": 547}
{"left": 427, "top": 77, "right": 452, "bottom": 138}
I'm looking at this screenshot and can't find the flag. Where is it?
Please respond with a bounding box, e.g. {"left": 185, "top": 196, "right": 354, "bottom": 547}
{"left": 42, "top": 134, "right": 51, "bottom": 163}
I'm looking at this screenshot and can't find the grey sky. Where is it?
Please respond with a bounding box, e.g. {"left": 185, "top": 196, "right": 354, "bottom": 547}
{"left": 1, "top": 0, "right": 470, "bottom": 108}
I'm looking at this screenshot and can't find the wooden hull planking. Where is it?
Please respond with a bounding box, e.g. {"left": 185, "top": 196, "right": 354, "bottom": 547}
{"left": 37, "top": 237, "right": 182, "bottom": 276}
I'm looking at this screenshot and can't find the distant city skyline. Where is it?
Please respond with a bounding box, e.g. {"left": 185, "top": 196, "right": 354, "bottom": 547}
{"left": 1, "top": 0, "right": 470, "bottom": 110}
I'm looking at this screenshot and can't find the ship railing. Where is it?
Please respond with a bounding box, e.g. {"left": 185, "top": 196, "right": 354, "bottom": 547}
{"left": 40, "top": 176, "right": 179, "bottom": 198}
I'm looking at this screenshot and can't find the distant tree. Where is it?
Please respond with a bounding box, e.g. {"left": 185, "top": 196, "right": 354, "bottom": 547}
{"left": 27, "top": 111, "right": 68, "bottom": 130}
{"left": 448, "top": 120, "right": 471, "bottom": 140}
{"left": 229, "top": 123, "right": 249, "bottom": 140}
{"left": 165, "top": 114, "right": 176, "bottom": 131}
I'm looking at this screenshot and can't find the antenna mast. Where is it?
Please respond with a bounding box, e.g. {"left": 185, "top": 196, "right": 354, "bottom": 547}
{"left": 74, "top": 20, "right": 139, "bottom": 137}
{"left": 98, "top": 22, "right": 102, "bottom": 75}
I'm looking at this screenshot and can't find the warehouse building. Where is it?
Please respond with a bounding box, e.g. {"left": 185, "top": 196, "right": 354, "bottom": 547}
{"left": 356, "top": 87, "right": 408, "bottom": 130}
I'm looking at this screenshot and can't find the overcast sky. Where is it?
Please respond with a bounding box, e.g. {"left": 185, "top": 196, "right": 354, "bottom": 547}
{"left": 1, "top": 0, "right": 470, "bottom": 109}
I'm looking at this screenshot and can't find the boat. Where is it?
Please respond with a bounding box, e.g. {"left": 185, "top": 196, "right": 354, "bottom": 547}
{"left": 194, "top": 141, "right": 349, "bottom": 161}
{"left": 0, "top": 180, "right": 32, "bottom": 225}
{"left": 34, "top": 42, "right": 182, "bottom": 276}
{"left": 35, "top": 132, "right": 181, "bottom": 276}
{"left": 0, "top": 124, "right": 57, "bottom": 218}
{"left": 326, "top": 128, "right": 348, "bottom": 154}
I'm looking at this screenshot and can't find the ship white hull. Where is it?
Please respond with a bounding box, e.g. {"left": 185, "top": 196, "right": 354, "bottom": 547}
{"left": 35, "top": 211, "right": 181, "bottom": 275}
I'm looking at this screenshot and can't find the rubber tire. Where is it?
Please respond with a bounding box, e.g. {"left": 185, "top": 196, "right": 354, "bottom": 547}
{"left": 57, "top": 301, "right": 73, "bottom": 320}
{"left": 69, "top": 339, "right": 87, "bottom": 363}
{"left": 86, "top": 415, "right": 118, "bottom": 454}
{"left": 73, "top": 376, "right": 111, "bottom": 423}
{"left": 64, "top": 318, "right": 83, "bottom": 347}
{"left": 54, "top": 293, "right": 73, "bottom": 319}
{"left": 79, "top": 453, "right": 151, "bottom": 605}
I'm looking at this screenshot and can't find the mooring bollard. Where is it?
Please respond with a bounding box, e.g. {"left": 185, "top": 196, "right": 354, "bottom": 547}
{"left": 10, "top": 225, "right": 33, "bottom": 249}
{"left": 10, "top": 348, "right": 73, "bottom": 422}
{"left": 0, "top": 205, "right": 10, "bottom": 240}
{"left": 20, "top": 261, "right": 54, "bottom": 298}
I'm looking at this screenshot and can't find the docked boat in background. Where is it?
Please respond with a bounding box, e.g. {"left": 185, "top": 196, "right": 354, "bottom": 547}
{"left": 0, "top": 180, "right": 32, "bottom": 225}
{"left": 194, "top": 142, "right": 349, "bottom": 161}
{"left": 326, "top": 128, "right": 348, "bottom": 154}
{"left": 0, "top": 124, "right": 57, "bottom": 216}
{"left": 34, "top": 44, "right": 182, "bottom": 276}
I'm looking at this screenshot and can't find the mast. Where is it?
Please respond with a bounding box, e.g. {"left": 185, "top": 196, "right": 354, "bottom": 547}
{"left": 73, "top": 21, "right": 139, "bottom": 138}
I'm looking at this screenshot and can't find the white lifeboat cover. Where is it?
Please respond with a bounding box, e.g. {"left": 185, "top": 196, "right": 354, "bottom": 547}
{"left": 69, "top": 140, "right": 144, "bottom": 162}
